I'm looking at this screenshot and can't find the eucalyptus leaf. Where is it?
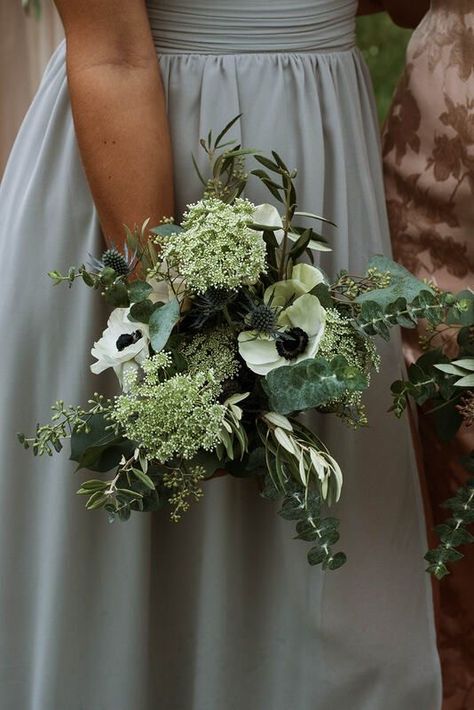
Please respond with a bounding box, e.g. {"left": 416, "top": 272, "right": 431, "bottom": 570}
{"left": 447, "top": 290, "right": 474, "bottom": 326}
{"left": 128, "top": 280, "right": 152, "bottom": 304}
{"left": 149, "top": 298, "right": 180, "bottom": 353}
{"left": 264, "top": 356, "right": 368, "bottom": 415}
{"left": 151, "top": 224, "right": 182, "bottom": 238}
{"left": 356, "top": 255, "right": 433, "bottom": 307}
{"left": 128, "top": 299, "right": 159, "bottom": 325}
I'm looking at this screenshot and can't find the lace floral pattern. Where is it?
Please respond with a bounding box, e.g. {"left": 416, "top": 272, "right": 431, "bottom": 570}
{"left": 382, "top": 3, "right": 474, "bottom": 708}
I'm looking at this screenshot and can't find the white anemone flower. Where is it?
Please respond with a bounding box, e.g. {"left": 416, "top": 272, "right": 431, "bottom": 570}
{"left": 91, "top": 308, "right": 150, "bottom": 389}
{"left": 238, "top": 292, "right": 326, "bottom": 376}
{"left": 264, "top": 262, "right": 326, "bottom": 308}
{"left": 253, "top": 203, "right": 332, "bottom": 252}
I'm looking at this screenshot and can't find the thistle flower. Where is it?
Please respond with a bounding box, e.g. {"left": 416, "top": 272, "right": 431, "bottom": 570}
{"left": 89, "top": 242, "right": 137, "bottom": 276}
{"left": 187, "top": 287, "right": 237, "bottom": 329}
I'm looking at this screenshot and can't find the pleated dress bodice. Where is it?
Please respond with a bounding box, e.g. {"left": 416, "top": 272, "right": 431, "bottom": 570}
{"left": 146, "top": 0, "right": 357, "bottom": 53}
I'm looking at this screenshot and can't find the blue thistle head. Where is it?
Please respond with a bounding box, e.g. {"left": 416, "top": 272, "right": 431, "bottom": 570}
{"left": 89, "top": 242, "right": 137, "bottom": 276}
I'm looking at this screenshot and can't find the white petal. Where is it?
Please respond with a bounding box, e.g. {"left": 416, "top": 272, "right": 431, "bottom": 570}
{"left": 253, "top": 203, "right": 284, "bottom": 230}
{"left": 238, "top": 332, "right": 279, "bottom": 365}
{"left": 278, "top": 293, "right": 326, "bottom": 339}
{"left": 291, "top": 263, "right": 325, "bottom": 291}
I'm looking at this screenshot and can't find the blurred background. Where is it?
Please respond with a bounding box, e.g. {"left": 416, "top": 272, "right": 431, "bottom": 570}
{"left": 356, "top": 14, "right": 412, "bottom": 123}
{"left": 0, "top": 3, "right": 413, "bottom": 175}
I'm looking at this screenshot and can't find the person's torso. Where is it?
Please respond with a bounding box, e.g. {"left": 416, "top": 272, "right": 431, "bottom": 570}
{"left": 146, "top": 0, "right": 357, "bottom": 54}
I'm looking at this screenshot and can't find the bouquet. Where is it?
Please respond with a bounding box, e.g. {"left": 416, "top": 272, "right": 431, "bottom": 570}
{"left": 390, "top": 290, "right": 474, "bottom": 578}
{"left": 19, "top": 118, "right": 462, "bottom": 571}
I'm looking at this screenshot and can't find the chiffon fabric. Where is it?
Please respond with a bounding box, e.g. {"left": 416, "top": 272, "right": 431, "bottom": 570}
{"left": 383, "top": 2, "right": 474, "bottom": 707}
{"left": 0, "top": 1, "right": 442, "bottom": 708}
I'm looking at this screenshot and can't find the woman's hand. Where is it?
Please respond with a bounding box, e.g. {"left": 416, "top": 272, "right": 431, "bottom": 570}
{"left": 54, "top": 0, "right": 174, "bottom": 247}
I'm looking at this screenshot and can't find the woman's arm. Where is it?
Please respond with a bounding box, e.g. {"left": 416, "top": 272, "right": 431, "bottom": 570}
{"left": 357, "top": 0, "right": 430, "bottom": 27}
{"left": 382, "top": 0, "right": 430, "bottom": 28}
{"left": 357, "top": 0, "right": 383, "bottom": 16}
{"left": 54, "top": 0, "right": 174, "bottom": 247}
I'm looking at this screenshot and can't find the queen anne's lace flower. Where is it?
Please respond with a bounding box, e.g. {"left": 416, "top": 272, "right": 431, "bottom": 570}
{"left": 161, "top": 197, "right": 266, "bottom": 293}
{"left": 112, "top": 359, "right": 226, "bottom": 463}
{"left": 181, "top": 327, "right": 240, "bottom": 383}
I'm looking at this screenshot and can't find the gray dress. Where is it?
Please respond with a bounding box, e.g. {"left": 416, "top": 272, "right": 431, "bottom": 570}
{"left": 0, "top": 1, "right": 442, "bottom": 708}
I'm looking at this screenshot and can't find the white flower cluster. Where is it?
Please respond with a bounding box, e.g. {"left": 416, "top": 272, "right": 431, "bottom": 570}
{"left": 161, "top": 197, "right": 267, "bottom": 293}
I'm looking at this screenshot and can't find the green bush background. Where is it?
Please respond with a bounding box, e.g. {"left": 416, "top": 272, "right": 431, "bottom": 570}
{"left": 356, "top": 14, "right": 412, "bottom": 123}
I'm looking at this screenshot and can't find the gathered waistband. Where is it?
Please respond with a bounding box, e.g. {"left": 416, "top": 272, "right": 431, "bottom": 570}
{"left": 146, "top": 0, "right": 357, "bottom": 55}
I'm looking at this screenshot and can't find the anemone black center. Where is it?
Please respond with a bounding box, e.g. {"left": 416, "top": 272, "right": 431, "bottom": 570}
{"left": 116, "top": 330, "right": 142, "bottom": 352}
{"left": 275, "top": 327, "right": 309, "bottom": 360}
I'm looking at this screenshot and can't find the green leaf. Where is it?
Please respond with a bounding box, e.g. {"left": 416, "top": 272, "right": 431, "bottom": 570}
{"left": 70, "top": 414, "right": 134, "bottom": 473}
{"left": 128, "top": 280, "right": 152, "bottom": 304}
{"left": 151, "top": 223, "right": 182, "bottom": 238}
{"left": 452, "top": 358, "right": 474, "bottom": 371}
{"left": 104, "top": 282, "right": 129, "bottom": 308}
{"left": 293, "top": 211, "right": 337, "bottom": 227}
{"left": 434, "top": 363, "right": 470, "bottom": 377}
{"left": 307, "top": 544, "right": 327, "bottom": 566}
{"left": 149, "top": 298, "right": 180, "bottom": 353}
{"left": 325, "top": 552, "right": 347, "bottom": 570}
{"left": 132, "top": 468, "right": 155, "bottom": 490}
{"left": 264, "top": 356, "right": 368, "bottom": 415}
{"left": 81, "top": 271, "right": 95, "bottom": 287}
{"left": 254, "top": 155, "right": 281, "bottom": 173}
{"left": 214, "top": 114, "right": 242, "bottom": 148}
{"left": 128, "top": 299, "right": 159, "bottom": 324}
{"left": 454, "top": 374, "right": 474, "bottom": 387}
{"left": 356, "top": 255, "right": 433, "bottom": 307}
{"left": 310, "top": 283, "right": 333, "bottom": 308}
{"left": 76, "top": 479, "right": 108, "bottom": 493}
{"left": 426, "top": 561, "right": 450, "bottom": 580}
{"left": 447, "top": 290, "right": 474, "bottom": 326}
{"left": 86, "top": 491, "right": 108, "bottom": 510}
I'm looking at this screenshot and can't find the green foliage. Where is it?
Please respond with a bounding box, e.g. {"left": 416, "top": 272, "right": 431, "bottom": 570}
{"left": 22, "top": 0, "right": 41, "bottom": 18}
{"left": 276, "top": 484, "right": 346, "bottom": 571}
{"left": 358, "top": 290, "right": 450, "bottom": 340}
{"left": 70, "top": 412, "right": 134, "bottom": 473}
{"left": 264, "top": 356, "right": 368, "bottom": 415}
{"left": 355, "top": 256, "right": 433, "bottom": 308}
{"left": 148, "top": 298, "right": 181, "bottom": 353}
{"left": 356, "top": 16, "right": 412, "bottom": 123}
{"left": 425, "top": 476, "right": 474, "bottom": 580}
{"left": 18, "top": 400, "right": 102, "bottom": 456}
